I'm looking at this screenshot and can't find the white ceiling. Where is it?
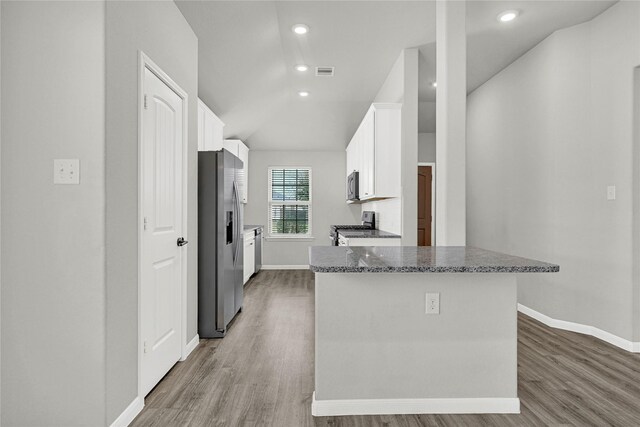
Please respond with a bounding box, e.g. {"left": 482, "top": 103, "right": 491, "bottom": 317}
{"left": 176, "top": 0, "right": 615, "bottom": 151}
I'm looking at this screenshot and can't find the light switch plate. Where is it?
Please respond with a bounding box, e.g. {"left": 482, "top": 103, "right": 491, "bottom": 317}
{"left": 607, "top": 185, "right": 616, "bottom": 201}
{"left": 54, "top": 159, "right": 80, "bottom": 185}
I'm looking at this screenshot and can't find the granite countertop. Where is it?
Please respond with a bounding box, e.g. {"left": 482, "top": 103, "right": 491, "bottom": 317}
{"left": 308, "top": 246, "right": 559, "bottom": 273}
{"left": 338, "top": 229, "right": 401, "bottom": 239}
{"left": 244, "top": 224, "right": 263, "bottom": 232}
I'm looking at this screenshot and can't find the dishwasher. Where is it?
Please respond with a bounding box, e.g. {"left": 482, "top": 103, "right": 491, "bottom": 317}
{"left": 254, "top": 227, "right": 263, "bottom": 273}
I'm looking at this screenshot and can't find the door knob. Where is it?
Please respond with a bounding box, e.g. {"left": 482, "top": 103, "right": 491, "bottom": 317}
{"left": 177, "top": 237, "right": 188, "bottom": 247}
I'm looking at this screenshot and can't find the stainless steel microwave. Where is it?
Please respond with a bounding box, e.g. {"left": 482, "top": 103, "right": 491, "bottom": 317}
{"left": 347, "top": 171, "right": 359, "bottom": 201}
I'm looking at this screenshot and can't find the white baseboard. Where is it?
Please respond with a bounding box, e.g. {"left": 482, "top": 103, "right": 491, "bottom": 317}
{"left": 109, "top": 396, "right": 143, "bottom": 427}
{"left": 181, "top": 334, "right": 200, "bottom": 361}
{"left": 518, "top": 304, "right": 640, "bottom": 353}
{"left": 311, "top": 392, "right": 520, "bottom": 416}
{"left": 261, "top": 265, "right": 309, "bottom": 270}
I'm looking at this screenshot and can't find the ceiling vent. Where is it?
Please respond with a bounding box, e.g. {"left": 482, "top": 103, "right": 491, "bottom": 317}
{"left": 315, "top": 67, "right": 335, "bottom": 77}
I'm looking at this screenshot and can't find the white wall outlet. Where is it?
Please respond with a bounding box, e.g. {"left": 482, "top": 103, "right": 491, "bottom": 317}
{"left": 54, "top": 159, "right": 80, "bottom": 185}
{"left": 607, "top": 185, "right": 616, "bottom": 201}
{"left": 426, "top": 293, "right": 440, "bottom": 314}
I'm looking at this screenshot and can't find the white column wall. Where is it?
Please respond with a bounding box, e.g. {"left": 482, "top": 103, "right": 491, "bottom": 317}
{"left": 435, "top": 1, "right": 466, "bottom": 246}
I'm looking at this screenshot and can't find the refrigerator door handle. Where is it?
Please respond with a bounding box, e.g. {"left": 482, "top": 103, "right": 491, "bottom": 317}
{"left": 231, "top": 182, "right": 238, "bottom": 265}
{"left": 232, "top": 180, "right": 241, "bottom": 265}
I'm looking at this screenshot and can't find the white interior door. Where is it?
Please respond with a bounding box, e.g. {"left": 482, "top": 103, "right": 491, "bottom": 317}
{"left": 141, "top": 67, "right": 184, "bottom": 397}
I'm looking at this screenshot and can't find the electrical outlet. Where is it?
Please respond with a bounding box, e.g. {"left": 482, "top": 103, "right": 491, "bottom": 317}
{"left": 607, "top": 185, "right": 616, "bottom": 201}
{"left": 54, "top": 159, "right": 80, "bottom": 185}
{"left": 426, "top": 293, "right": 440, "bottom": 314}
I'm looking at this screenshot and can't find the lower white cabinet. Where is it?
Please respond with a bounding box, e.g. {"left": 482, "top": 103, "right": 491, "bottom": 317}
{"left": 243, "top": 232, "right": 255, "bottom": 284}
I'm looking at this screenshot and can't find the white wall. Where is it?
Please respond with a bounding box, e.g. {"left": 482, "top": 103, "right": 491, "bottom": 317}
{"left": 1, "top": 2, "right": 107, "bottom": 425}
{"left": 436, "top": 0, "right": 466, "bottom": 246}
{"left": 105, "top": 1, "right": 198, "bottom": 423}
{"left": 467, "top": 1, "right": 640, "bottom": 341}
{"left": 363, "top": 49, "right": 419, "bottom": 242}
{"left": 1, "top": 1, "right": 199, "bottom": 424}
{"left": 418, "top": 101, "right": 436, "bottom": 133}
{"left": 418, "top": 133, "right": 436, "bottom": 163}
{"left": 244, "top": 150, "right": 360, "bottom": 266}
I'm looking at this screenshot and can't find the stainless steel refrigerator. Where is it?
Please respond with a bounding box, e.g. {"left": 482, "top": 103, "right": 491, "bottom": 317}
{"left": 198, "top": 150, "right": 244, "bottom": 338}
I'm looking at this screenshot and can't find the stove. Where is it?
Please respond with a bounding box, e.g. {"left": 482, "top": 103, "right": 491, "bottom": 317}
{"left": 329, "top": 211, "right": 376, "bottom": 246}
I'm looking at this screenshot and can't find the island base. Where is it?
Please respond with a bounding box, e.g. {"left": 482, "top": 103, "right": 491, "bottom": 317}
{"left": 314, "top": 272, "right": 520, "bottom": 416}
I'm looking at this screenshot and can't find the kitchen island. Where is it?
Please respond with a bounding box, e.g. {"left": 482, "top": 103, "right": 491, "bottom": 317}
{"left": 308, "top": 246, "right": 558, "bottom": 417}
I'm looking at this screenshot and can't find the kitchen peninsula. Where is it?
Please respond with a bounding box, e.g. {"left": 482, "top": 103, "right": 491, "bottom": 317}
{"left": 309, "top": 246, "right": 559, "bottom": 417}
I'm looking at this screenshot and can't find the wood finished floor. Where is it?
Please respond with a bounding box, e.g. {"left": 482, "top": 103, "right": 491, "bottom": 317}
{"left": 132, "top": 270, "right": 640, "bottom": 426}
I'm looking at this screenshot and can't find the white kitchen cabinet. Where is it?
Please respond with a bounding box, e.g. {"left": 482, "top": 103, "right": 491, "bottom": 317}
{"left": 224, "top": 139, "right": 250, "bottom": 203}
{"left": 243, "top": 231, "right": 255, "bottom": 284}
{"left": 360, "top": 110, "right": 375, "bottom": 199}
{"left": 237, "top": 143, "right": 249, "bottom": 203}
{"left": 198, "top": 99, "right": 224, "bottom": 151}
{"left": 345, "top": 142, "right": 357, "bottom": 198}
{"left": 345, "top": 103, "right": 401, "bottom": 202}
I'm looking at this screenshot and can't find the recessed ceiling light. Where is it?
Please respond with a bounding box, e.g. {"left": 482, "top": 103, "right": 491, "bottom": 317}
{"left": 292, "top": 24, "right": 309, "bottom": 35}
{"left": 295, "top": 64, "right": 309, "bottom": 72}
{"left": 497, "top": 10, "right": 519, "bottom": 23}
{"left": 432, "top": 82, "right": 437, "bottom": 88}
{"left": 298, "top": 91, "right": 310, "bottom": 97}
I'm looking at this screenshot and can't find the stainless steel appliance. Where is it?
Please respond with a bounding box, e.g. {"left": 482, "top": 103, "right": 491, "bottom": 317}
{"left": 329, "top": 211, "right": 376, "bottom": 246}
{"left": 254, "top": 227, "right": 263, "bottom": 274}
{"left": 347, "top": 171, "right": 359, "bottom": 201}
{"left": 198, "top": 150, "right": 244, "bottom": 338}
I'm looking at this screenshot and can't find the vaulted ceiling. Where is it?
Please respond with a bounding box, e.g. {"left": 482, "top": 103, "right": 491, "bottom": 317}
{"left": 176, "top": 0, "right": 615, "bottom": 151}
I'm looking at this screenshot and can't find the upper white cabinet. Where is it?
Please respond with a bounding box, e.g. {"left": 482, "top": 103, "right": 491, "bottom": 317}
{"left": 346, "top": 103, "right": 401, "bottom": 201}
{"left": 198, "top": 99, "right": 224, "bottom": 151}
{"left": 224, "top": 139, "right": 250, "bottom": 204}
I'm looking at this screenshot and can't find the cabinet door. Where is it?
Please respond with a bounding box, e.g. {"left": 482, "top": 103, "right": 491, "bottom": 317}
{"left": 243, "top": 235, "right": 255, "bottom": 284}
{"left": 237, "top": 143, "right": 249, "bottom": 203}
{"left": 346, "top": 144, "right": 354, "bottom": 199}
{"left": 210, "top": 116, "right": 224, "bottom": 151}
{"left": 199, "top": 100, "right": 225, "bottom": 151}
{"left": 353, "top": 128, "right": 363, "bottom": 196}
{"left": 360, "top": 111, "right": 375, "bottom": 199}
{"left": 203, "top": 111, "right": 215, "bottom": 151}
{"left": 223, "top": 139, "right": 238, "bottom": 155}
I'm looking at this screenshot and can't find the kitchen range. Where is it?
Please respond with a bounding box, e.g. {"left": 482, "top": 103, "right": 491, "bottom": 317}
{"left": 330, "top": 211, "right": 401, "bottom": 246}
{"left": 329, "top": 211, "right": 376, "bottom": 246}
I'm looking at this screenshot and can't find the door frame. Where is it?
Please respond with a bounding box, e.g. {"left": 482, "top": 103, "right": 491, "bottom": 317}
{"left": 137, "top": 51, "right": 190, "bottom": 402}
{"left": 418, "top": 162, "right": 436, "bottom": 246}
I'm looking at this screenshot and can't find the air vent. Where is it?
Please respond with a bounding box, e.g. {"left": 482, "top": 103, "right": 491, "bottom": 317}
{"left": 315, "top": 67, "right": 335, "bottom": 77}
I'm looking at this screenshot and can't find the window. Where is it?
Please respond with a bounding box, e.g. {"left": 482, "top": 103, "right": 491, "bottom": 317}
{"left": 268, "top": 167, "right": 312, "bottom": 237}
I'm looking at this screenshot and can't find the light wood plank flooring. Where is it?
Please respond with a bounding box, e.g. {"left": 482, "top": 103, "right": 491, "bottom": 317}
{"left": 132, "top": 270, "right": 640, "bottom": 426}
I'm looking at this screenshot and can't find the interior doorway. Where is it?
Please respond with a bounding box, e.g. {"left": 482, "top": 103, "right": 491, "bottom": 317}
{"left": 417, "top": 163, "right": 435, "bottom": 246}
